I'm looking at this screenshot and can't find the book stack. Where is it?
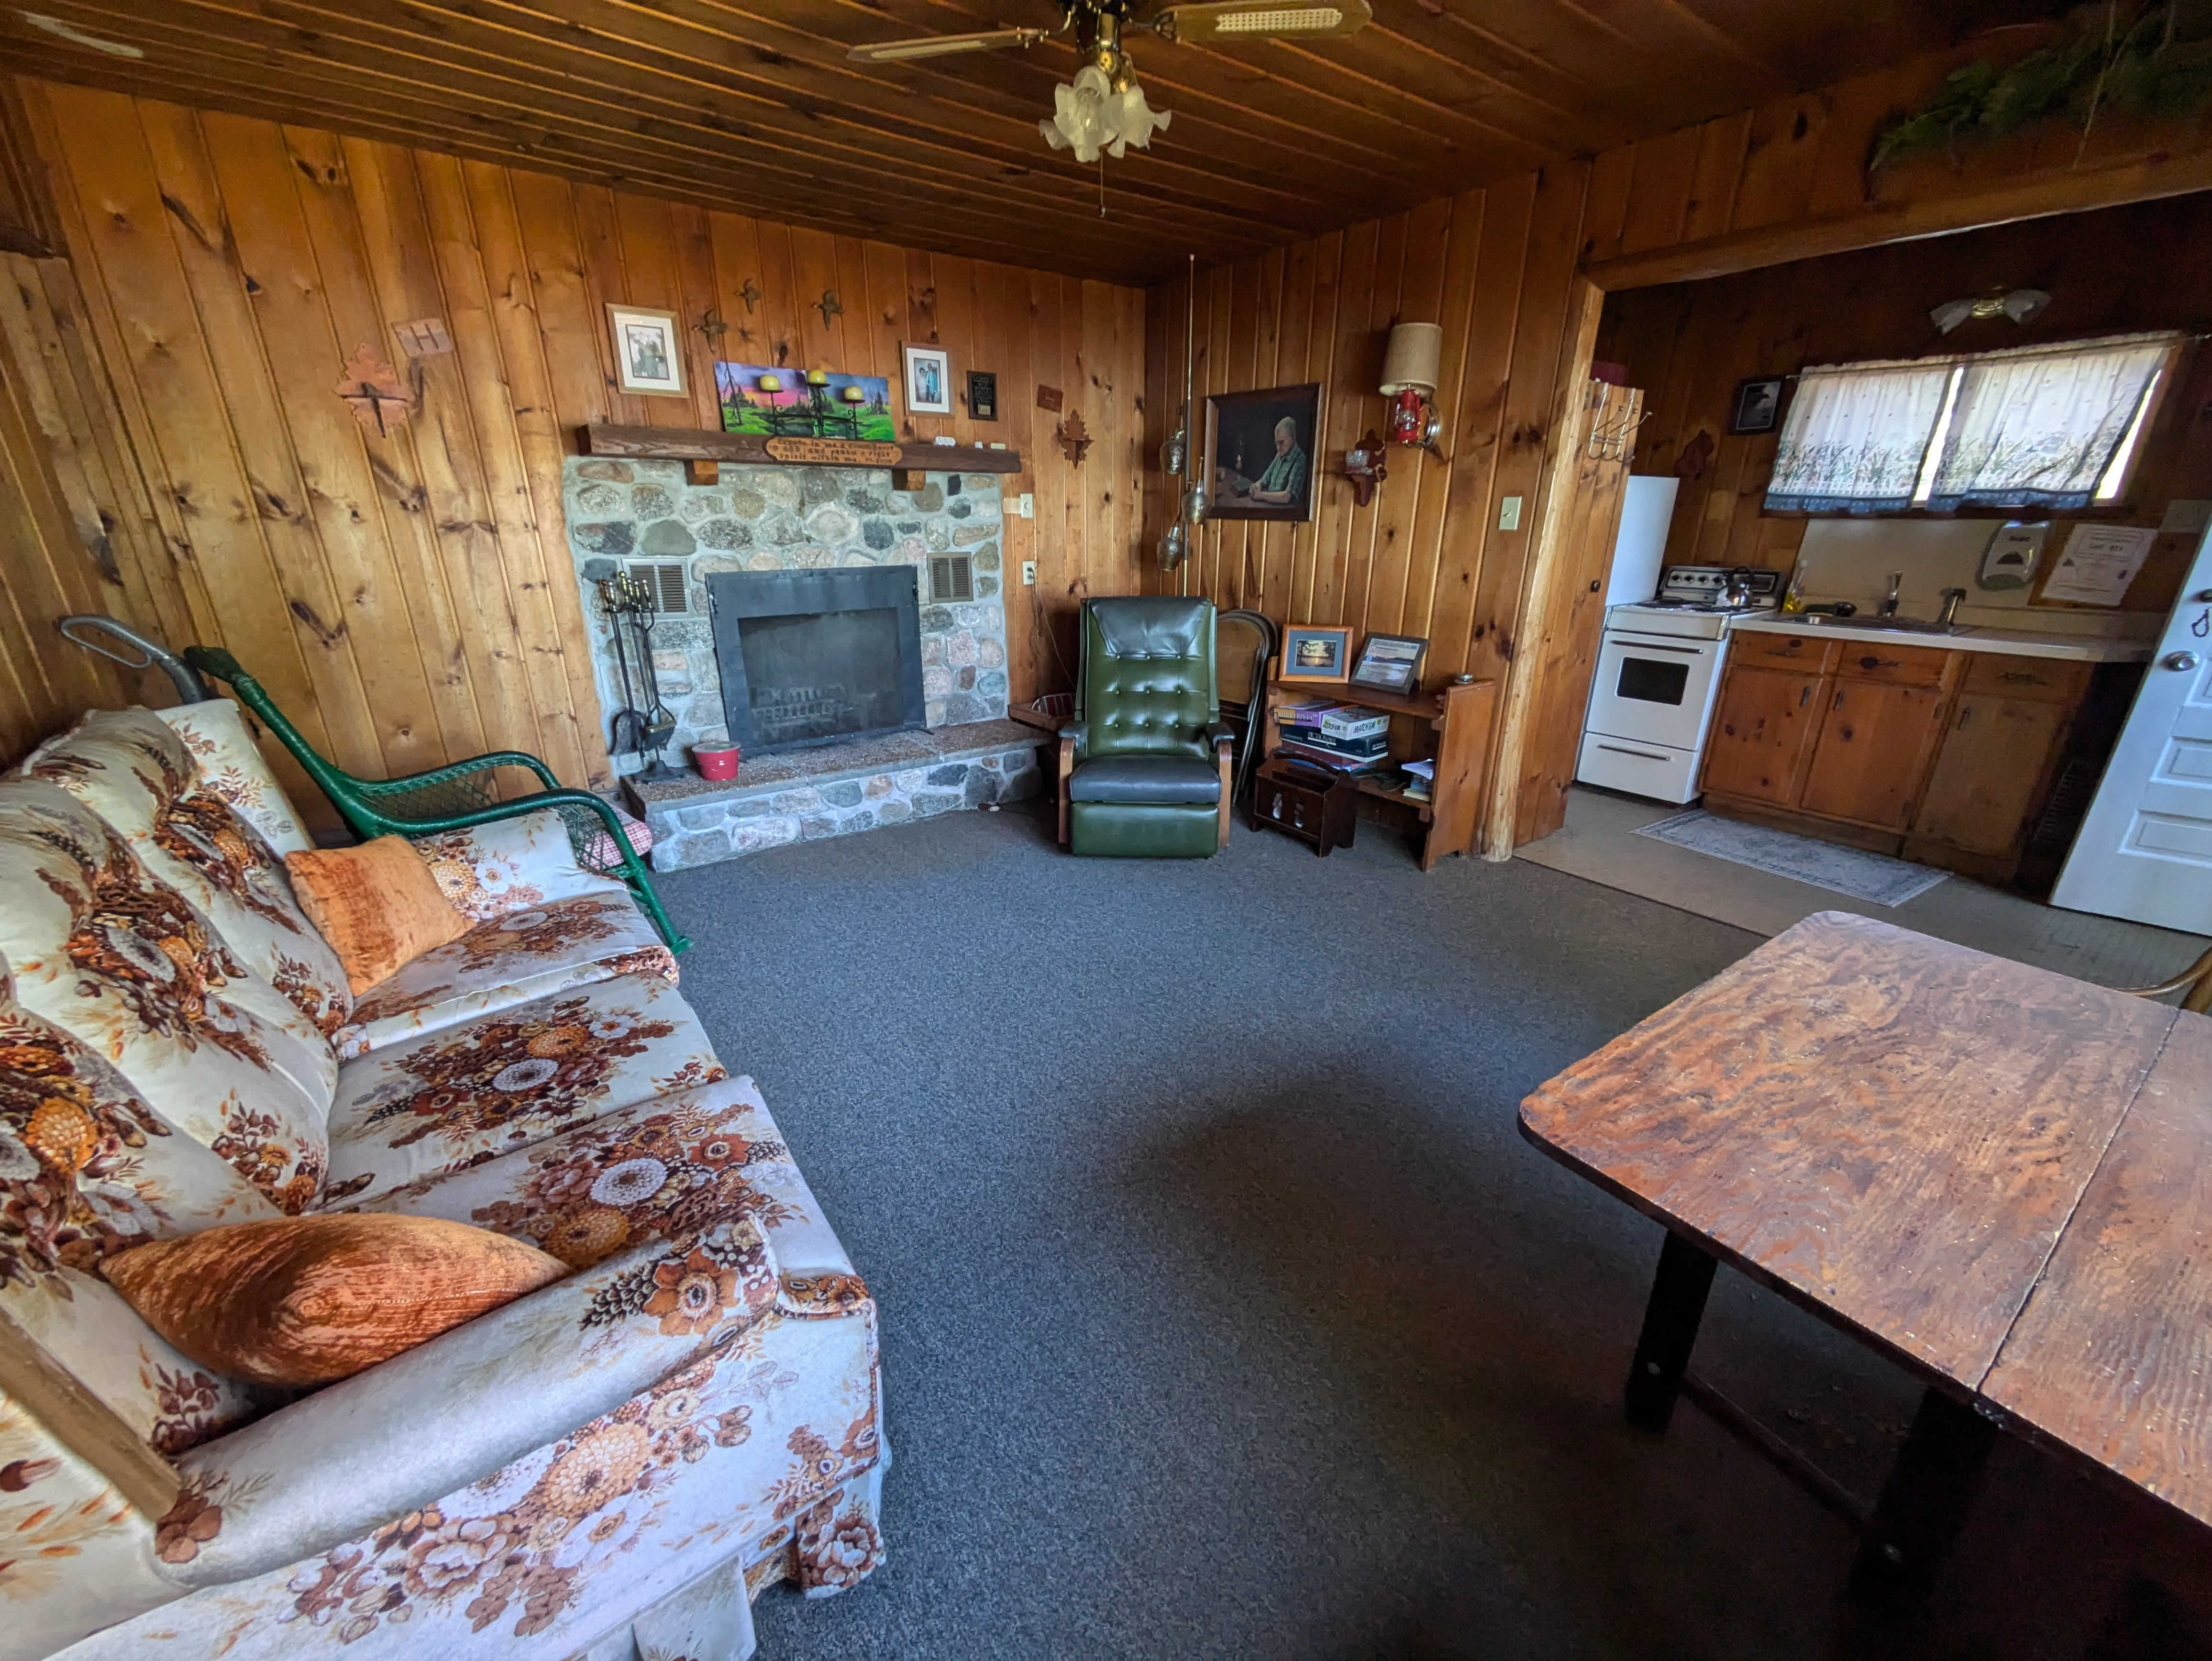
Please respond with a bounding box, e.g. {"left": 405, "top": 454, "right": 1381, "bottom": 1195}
{"left": 1274, "top": 701, "right": 1392, "bottom": 773}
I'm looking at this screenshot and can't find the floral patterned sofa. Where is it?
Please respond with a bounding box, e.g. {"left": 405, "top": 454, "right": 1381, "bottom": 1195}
{"left": 0, "top": 704, "right": 885, "bottom": 1661}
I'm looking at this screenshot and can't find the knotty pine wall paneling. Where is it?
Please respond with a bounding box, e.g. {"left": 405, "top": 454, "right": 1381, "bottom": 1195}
{"left": 22, "top": 79, "right": 1147, "bottom": 808}
{"left": 1597, "top": 191, "right": 2212, "bottom": 615}
{"left": 1149, "top": 33, "right": 2212, "bottom": 853}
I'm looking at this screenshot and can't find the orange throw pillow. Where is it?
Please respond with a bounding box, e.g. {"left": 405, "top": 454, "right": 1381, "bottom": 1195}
{"left": 102, "top": 1215, "right": 567, "bottom": 1387}
{"left": 285, "top": 836, "right": 469, "bottom": 994}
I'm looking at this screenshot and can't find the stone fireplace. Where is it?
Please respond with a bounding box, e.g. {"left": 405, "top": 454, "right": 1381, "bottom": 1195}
{"left": 561, "top": 455, "right": 1041, "bottom": 869}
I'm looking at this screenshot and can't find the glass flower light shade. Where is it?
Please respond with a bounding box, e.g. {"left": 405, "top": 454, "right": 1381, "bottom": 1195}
{"left": 1041, "top": 64, "right": 1172, "bottom": 164}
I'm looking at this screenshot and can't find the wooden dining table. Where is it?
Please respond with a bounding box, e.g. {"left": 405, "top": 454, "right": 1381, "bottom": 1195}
{"left": 1519, "top": 909, "right": 2212, "bottom": 1603}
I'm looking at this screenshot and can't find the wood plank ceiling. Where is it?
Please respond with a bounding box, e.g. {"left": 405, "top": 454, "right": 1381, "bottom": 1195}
{"left": 0, "top": 0, "right": 2065, "bottom": 284}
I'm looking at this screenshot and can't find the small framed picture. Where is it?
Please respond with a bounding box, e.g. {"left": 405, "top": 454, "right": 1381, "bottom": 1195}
{"left": 1729, "top": 375, "right": 1785, "bottom": 435}
{"left": 1349, "top": 632, "right": 1427, "bottom": 694}
{"left": 967, "top": 370, "right": 998, "bottom": 421}
{"left": 904, "top": 344, "right": 952, "bottom": 415}
{"left": 607, "top": 304, "right": 686, "bottom": 398}
{"left": 1279, "top": 624, "right": 1352, "bottom": 684}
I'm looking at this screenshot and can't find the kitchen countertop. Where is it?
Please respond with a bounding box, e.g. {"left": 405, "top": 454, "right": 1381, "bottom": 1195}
{"left": 1729, "top": 612, "right": 2155, "bottom": 663}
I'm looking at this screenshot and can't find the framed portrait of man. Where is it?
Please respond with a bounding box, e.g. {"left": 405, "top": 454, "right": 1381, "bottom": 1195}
{"left": 1205, "top": 383, "right": 1323, "bottom": 523}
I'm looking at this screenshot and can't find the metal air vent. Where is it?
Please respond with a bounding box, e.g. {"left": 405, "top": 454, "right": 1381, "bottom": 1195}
{"left": 625, "top": 560, "right": 689, "bottom": 615}
{"left": 929, "top": 554, "right": 973, "bottom": 603}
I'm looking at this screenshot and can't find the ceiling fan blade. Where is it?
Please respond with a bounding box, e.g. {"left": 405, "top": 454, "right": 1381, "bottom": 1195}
{"left": 1149, "top": 0, "right": 1372, "bottom": 44}
{"left": 847, "top": 26, "right": 1049, "bottom": 63}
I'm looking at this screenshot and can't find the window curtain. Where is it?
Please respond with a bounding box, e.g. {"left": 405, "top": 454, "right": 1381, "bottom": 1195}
{"left": 1926, "top": 334, "right": 2174, "bottom": 510}
{"left": 1764, "top": 361, "right": 1955, "bottom": 514}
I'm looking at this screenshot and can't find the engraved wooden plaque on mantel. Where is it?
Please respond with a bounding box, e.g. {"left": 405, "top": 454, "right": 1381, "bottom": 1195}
{"left": 763, "top": 437, "right": 903, "bottom": 466}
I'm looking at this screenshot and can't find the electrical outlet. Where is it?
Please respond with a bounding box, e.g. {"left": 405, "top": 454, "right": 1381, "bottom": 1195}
{"left": 1021, "top": 560, "right": 1037, "bottom": 587}
{"left": 1017, "top": 493, "right": 1035, "bottom": 520}
{"left": 1498, "top": 495, "right": 1523, "bottom": 531}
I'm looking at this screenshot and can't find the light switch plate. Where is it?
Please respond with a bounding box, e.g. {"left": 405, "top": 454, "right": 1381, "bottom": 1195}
{"left": 1021, "top": 560, "right": 1037, "bottom": 586}
{"left": 1018, "top": 493, "right": 1035, "bottom": 520}
{"left": 1498, "top": 495, "right": 1523, "bottom": 531}
{"left": 2161, "top": 499, "right": 2212, "bottom": 535}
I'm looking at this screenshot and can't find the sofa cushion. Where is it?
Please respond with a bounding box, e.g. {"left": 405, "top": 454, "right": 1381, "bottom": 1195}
{"left": 155, "top": 698, "right": 314, "bottom": 858}
{"left": 357, "top": 1075, "right": 865, "bottom": 1313}
{"left": 285, "top": 837, "right": 471, "bottom": 996}
{"left": 0, "top": 994, "right": 281, "bottom": 1262}
{"left": 326, "top": 973, "right": 726, "bottom": 1204}
{"left": 26, "top": 708, "right": 352, "bottom": 1040}
{"left": 0, "top": 783, "right": 333, "bottom": 1211}
{"left": 1067, "top": 753, "right": 1222, "bottom": 805}
{"left": 104, "top": 1214, "right": 568, "bottom": 1387}
{"left": 332, "top": 891, "right": 679, "bottom": 1060}
{"left": 410, "top": 807, "right": 631, "bottom": 924}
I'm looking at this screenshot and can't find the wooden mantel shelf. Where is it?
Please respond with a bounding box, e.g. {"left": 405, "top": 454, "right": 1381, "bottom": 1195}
{"left": 583, "top": 423, "right": 1022, "bottom": 475}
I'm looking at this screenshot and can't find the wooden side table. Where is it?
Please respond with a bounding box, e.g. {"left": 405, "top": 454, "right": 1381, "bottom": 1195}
{"left": 1251, "top": 753, "right": 1358, "bottom": 856}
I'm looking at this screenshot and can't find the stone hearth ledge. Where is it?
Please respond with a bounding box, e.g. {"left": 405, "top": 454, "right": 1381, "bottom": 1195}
{"left": 628, "top": 718, "right": 1045, "bottom": 870}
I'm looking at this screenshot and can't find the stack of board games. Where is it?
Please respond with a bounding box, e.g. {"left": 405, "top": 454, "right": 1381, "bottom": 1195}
{"left": 1273, "top": 700, "right": 1392, "bottom": 773}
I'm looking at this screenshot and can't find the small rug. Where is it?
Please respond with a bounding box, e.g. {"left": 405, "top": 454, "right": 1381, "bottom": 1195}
{"left": 1634, "top": 809, "right": 1950, "bottom": 907}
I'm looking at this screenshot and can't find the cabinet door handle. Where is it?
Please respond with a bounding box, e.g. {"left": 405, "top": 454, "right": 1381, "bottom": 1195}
{"left": 1833, "top": 690, "right": 1845, "bottom": 711}
{"left": 1799, "top": 685, "right": 1810, "bottom": 708}
{"left": 1958, "top": 705, "right": 1973, "bottom": 729}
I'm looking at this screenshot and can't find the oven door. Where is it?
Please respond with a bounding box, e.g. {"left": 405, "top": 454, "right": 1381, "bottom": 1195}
{"left": 1584, "top": 628, "right": 1726, "bottom": 750}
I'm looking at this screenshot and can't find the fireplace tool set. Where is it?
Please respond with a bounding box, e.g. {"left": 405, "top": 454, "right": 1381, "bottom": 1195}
{"left": 597, "top": 573, "right": 682, "bottom": 779}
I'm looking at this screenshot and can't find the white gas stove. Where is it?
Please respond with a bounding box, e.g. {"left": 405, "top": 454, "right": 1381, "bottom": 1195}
{"left": 1576, "top": 565, "right": 1781, "bottom": 803}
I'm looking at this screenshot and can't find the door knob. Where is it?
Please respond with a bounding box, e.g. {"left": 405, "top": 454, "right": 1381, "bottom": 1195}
{"left": 2167, "top": 651, "right": 2203, "bottom": 671}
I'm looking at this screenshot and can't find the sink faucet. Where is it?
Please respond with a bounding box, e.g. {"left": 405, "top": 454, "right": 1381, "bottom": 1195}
{"left": 1937, "top": 587, "right": 1966, "bottom": 627}
{"left": 1880, "top": 572, "right": 1903, "bottom": 618}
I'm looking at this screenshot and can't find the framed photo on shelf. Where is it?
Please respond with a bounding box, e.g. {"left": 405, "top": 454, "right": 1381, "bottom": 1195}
{"left": 1728, "top": 375, "right": 1786, "bottom": 435}
{"left": 607, "top": 304, "right": 686, "bottom": 398}
{"left": 1279, "top": 624, "right": 1352, "bottom": 683}
{"left": 1205, "top": 382, "right": 1323, "bottom": 523}
{"left": 1349, "top": 632, "right": 1427, "bottom": 694}
{"left": 903, "top": 344, "right": 953, "bottom": 415}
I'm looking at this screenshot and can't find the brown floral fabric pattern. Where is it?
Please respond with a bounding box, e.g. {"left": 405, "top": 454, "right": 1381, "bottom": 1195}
{"left": 0, "top": 782, "right": 332, "bottom": 1214}
{"left": 411, "top": 810, "right": 630, "bottom": 927}
{"left": 93, "top": 1305, "right": 884, "bottom": 1659}
{"left": 155, "top": 699, "right": 314, "bottom": 858}
{"left": 28, "top": 710, "right": 352, "bottom": 1041}
{"left": 332, "top": 894, "right": 676, "bottom": 1062}
{"left": 325, "top": 974, "right": 726, "bottom": 1201}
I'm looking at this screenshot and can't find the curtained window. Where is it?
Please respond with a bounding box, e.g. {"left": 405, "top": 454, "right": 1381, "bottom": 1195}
{"left": 1763, "top": 334, "right": 2178, "bottom": 516}
{"left": 1925, "top": 334, "right": 2176, "bottom": 510}
{"left": 1765, "top": 360, "right": 1956, "bottom": 514}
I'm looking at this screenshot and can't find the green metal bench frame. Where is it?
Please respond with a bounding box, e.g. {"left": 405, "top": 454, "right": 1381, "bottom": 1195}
{"left": 182, "top": 647, "right": 689, "bottom": 954}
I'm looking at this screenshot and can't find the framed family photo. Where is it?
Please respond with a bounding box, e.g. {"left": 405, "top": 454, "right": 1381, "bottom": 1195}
{"left": 904, "top": 344, "right": 953, "bottom": 415}
{"left": 607, "top": 304, "right": 686, "bottom": 398}
{"left": 1205, "top": 383, "right": 1322, "bottom": 523}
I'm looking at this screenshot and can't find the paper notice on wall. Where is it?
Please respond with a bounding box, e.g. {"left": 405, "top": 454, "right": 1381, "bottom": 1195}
{"left": 2040, "top": 523, "right": 2157, "bottom": 606}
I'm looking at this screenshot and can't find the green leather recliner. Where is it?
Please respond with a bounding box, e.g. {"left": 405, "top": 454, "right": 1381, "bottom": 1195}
{"left": 1057, "top": 596, "right": 1233, "bottom": 858}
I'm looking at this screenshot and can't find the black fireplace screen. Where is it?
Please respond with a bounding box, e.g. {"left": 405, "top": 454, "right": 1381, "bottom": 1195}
{"left": 704, "top": 568, "right": 927, "bottom": 755}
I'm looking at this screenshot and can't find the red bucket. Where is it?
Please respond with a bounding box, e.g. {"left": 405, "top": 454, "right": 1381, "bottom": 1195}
{"left": 693, "top": 742, "right": 741, "bottom": 781}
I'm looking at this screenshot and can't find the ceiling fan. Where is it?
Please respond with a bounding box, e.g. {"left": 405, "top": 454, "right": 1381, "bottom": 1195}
{"left": 847, "top": 1, "right": 1374, "bottom": 166}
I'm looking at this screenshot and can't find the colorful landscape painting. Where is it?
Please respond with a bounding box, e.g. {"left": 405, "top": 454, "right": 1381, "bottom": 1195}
{"left": 715, "top": 362, "right": 896, "bottom": 442}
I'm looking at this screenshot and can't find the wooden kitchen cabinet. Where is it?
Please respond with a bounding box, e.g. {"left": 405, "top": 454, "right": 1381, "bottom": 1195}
{"left": 1798, "top": 679, "right": 1951, "bottom": 830}
{"left": 1700, "top": 666, "right": 1825, "bottom": 805}
{"left": 1909, "top": 693, "right": 2073, "bottom": 858}
{"left": 1699, "top": 637, "right": 2131, "bottom": 891}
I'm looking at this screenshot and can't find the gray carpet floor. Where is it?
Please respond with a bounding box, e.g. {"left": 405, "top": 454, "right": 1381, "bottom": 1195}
{"left": 657, "top": 801, "right": 2212, "bottom": 1661}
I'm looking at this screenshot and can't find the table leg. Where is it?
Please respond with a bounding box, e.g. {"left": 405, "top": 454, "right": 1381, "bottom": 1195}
{"left": 1625, "top": 1232, "right": 1717, "bottom": 1433}
{"left": 1848, "top": 1386, "right": 1998, "bottom": 1606}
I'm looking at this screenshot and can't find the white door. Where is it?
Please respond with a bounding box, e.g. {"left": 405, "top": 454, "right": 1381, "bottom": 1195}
{"left": 2052, "top": 530, "right": 2212, "bottom": 932}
